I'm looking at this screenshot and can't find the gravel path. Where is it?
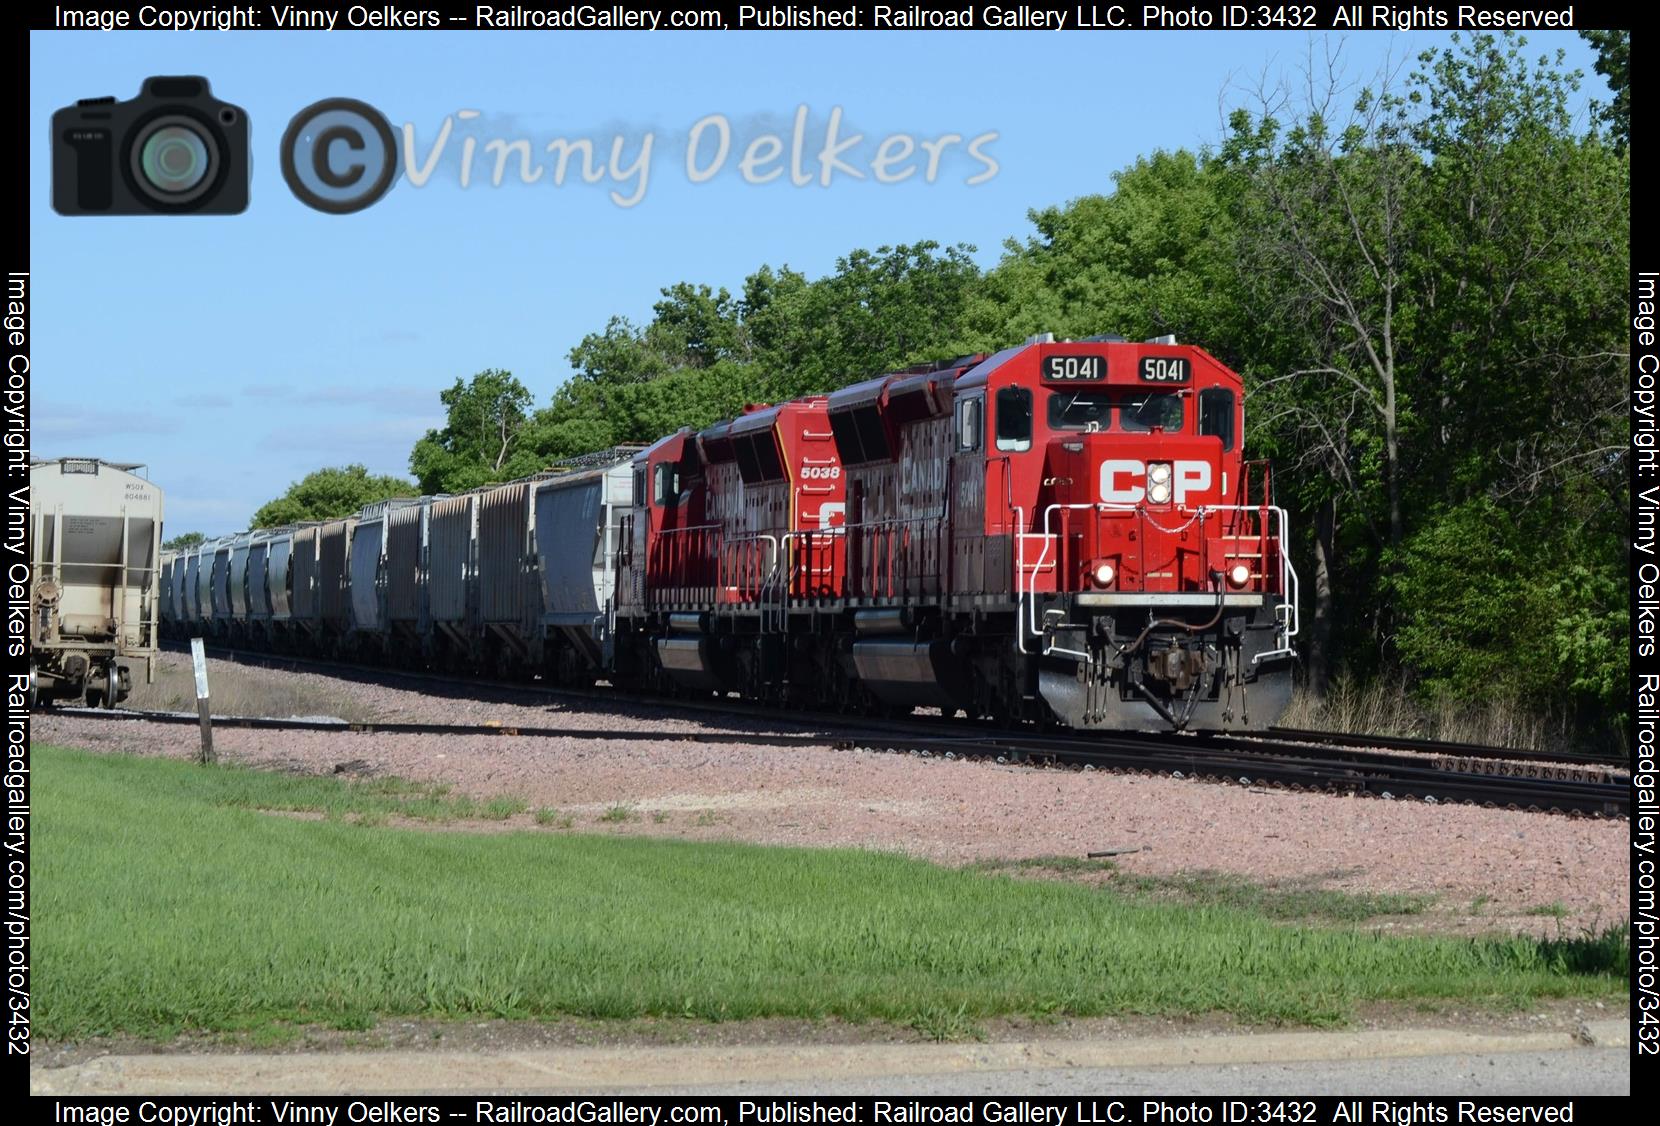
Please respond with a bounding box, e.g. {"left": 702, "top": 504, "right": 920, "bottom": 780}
{"left": 34, "top": 653, "right": 1629, "bottom": 936}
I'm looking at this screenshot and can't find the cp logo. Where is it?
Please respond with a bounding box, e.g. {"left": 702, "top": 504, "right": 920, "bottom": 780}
{"left": 1100, "top": 459, "right": 1212, "bottom": 505}
{"left": 281, "top": 97, "right": 399, "bottom": 214}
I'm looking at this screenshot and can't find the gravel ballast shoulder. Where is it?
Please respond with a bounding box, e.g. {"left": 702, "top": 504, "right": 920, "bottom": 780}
{"left": 32, "top": 653, "right": 1629, "bottom": 936}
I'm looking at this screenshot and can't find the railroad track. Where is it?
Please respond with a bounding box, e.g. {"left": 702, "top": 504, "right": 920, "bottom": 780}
{"left": 146, "top": 641, "right": 1633, "bottom": 817}
{"left": 835, "top": 728, "right": 1628, "bottom": 818}
{"left": 50, "top": 705, "right": 843, "bottom": 749}
{"left": 1262, "top": 725, "right": 1625, "bottom": 769}
{"left": 60, "top": 705, "right": 1628, "bottom": 818}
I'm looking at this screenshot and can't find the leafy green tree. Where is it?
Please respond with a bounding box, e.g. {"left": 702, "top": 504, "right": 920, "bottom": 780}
{"left": 162, "top": 531, "right": 205, "bottom": 551}
{"left": 773, "top": 242, "right": 982, "bottom": 394}
{"left": 567, "top": 316, "right": 686, "bottom": 385}
{"left": 251, "top": 465, "right": 415, "bottom": 529}
{"left": 536, "top": 243, "right": 983, "bottom": 464}
{"left": 1581, "top": 30, "right": 1629, "bottom": 150}
{"left": 1223, "top": 33, "right": 1627, "bottom": 702}
{"left": 409, "top": 369, "right": 537, "bottom": 493}
{"left": 1388, "top": 498, "right": 1626, "bottom": 728}
{"left": 968, "top": 151, "right": 1244, "bottom": 353}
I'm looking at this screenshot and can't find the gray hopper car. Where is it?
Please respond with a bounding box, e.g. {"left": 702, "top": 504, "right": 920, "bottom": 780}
{"left": 159, "top": 449, "right": 640, "bottom": 686}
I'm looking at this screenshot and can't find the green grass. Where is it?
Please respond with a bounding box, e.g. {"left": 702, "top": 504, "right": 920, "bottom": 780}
{"left": 1526, "top": 903, "right": 1570, "bottom": 919}
{"left": 972, "top": 858, "right": 1432, "bottom": 923}
{"left": 909, "top": 1002, "right": 986, "bottom": 1043}
{"left": 599, "top": 804, "right": 637, "bottom": 823}
{"left": 481, "top": 796, "right": 528, "bottom": 822}
{"left": 534, "top": 808, "right": 574, "bottom": 829}
{"left": 975, "top": 855, "right": 1119, "bottom": 876}
{"left": 33, "top": 745, "right": 1628, "bottom": 1041}
{"left": 154, "top": 768, "right": 498, "bottom": 825}
{"left": 1117, "top": 871, "right": 1437, "bottom": 923}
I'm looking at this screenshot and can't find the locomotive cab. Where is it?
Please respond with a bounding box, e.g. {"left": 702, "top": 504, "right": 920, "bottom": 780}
{"left": 973, "top": 338, "right": 1297, "bottom": 730}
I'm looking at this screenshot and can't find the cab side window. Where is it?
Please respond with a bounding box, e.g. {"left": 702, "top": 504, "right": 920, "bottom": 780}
{"left": 653, "top": 462, "right": 679, "bottom": 507}
{"left": 1199, "top": 388, "right": 1235, "bottom": 452}
{"left": 994, "top": 387, "right": 1032, "bottom": 452}
{"left": 954, "top": 396, "right": 983, "bottom": 452}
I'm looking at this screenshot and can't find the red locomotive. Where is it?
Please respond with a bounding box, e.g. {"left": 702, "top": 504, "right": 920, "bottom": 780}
{"left": 615, "top": 334, "right": 1298, "bottom": 730}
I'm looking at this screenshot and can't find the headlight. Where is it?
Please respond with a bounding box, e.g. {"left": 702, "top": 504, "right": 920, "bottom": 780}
{"left": 1093, "top": 562, "right": 1115, "bottom": 587}
{"left": 1147, "top": 462, "right": 1173, "bottom": 502}
{"left": 1228, "top": 563, "right": 1251, "bottom": 588}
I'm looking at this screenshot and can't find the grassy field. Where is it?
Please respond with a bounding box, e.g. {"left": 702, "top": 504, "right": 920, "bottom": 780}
{"left": 33, "top": 745, "right": 1627, "bottom": 1041}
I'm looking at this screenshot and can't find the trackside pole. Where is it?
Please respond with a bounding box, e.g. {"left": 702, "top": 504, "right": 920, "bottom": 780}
{"left": 190, "top": 637, "right": 215, "bottom": 764}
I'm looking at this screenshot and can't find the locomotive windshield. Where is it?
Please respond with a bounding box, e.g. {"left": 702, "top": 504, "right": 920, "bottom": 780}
{"left": 1048, "top": 390, "right": 1113, "bottom": 431}
{"left": 1046, "top": 391, "right": 1185, "bottom": 432}
{"left": 1118, "top": 392, "right": 1184, "bottom": 433}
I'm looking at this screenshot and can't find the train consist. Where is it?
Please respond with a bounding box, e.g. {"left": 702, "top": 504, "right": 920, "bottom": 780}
{"left": 28, "top": 458, "right": 165, "bottom": 707}
{"left": 161, "top": 336, "right": 1298, "bottom": 730}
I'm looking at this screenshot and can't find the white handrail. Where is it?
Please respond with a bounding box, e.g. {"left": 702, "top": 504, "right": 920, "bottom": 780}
{"left": 1012, "top": 502, "right": 1299, "bottom": 661}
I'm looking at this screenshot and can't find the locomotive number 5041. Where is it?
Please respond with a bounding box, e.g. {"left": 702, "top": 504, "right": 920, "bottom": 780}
{"left": 1139, "top": 356, "right": 1191, "bottom": 383}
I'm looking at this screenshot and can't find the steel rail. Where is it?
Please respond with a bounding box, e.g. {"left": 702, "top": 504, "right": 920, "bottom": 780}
{"left": 1262, "top": 724, "right": 1624, "bottom": 766}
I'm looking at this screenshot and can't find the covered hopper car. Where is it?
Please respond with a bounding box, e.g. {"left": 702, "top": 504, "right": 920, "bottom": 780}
{"left": 29, "top": 458, "right": 164, "bottom": 707}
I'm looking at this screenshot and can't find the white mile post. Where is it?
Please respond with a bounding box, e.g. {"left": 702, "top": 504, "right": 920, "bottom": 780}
{"left": 190, "top": 637, "right": 215, "bottom": 764}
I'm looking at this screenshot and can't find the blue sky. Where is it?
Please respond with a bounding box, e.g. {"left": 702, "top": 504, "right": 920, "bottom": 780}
{"left": 29, "top": 29, "right": 1604, "bottom": 534}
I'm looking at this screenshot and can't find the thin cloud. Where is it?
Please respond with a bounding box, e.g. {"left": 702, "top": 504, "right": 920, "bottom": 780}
{"left": 298, "top": 386, "right": 436, "bottom": 407}
{"left": 255, "top": 415, "right": 440, "bottom": 455}
{"left": 237, "top": 384, "right": 438, "bottom": 407}
{"left": 34, "top": 407, "right": 179, "bottom": 441}
{"left": 172, "top": 393, "right": 233, "bottom": 409}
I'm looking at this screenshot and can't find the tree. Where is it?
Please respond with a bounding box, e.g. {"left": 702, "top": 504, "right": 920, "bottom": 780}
{"left": 770, "top": 242, "right": 982, "bottom": 396}
{"left": 1581, "top": 30, "right": 1629, "bottom": 150}
{"left": 530, "top": 244, "right": 984, "bottom": 466}
{"left": 1223, "top": 45, "right": 1422, "bottom": 553}
{"left": 1223, "top": 34, "right": 1627, "bottom": 702}
{"left": 251, "top": 464, "right": 415, "bottom": 528}
{"left": 409, "top": 369, "right": 536, "bottom": 493}
{"left": 968, "top": 150, "right": 1244, "bottom": 353}
{"left": 1387, "top": 498, "right": 1626, "bottom": 730}
{"left": 567, "top": 315, "right": 686, "bottom": 385}
{"left": 162, "top": 531, "right": 205, "bottom": 551}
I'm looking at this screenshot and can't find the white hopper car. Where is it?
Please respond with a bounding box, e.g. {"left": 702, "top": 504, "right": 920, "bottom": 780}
{"left": 29, "top": 458, "right": 164, "bottom": 707}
